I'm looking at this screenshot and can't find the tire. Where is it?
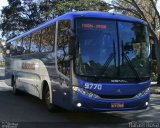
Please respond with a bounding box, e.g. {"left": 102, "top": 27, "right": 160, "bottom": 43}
{"left": 12, "top": 77, "right": 19, "bottom": 95}
{"left": 44, "top": 86, "right": 57, "bottom": 112}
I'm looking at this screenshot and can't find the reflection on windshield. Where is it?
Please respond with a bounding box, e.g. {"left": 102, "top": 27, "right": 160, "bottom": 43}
{"left": 118, "top": 22, "right": 150, "bottom": 78}
{"left": 75, "top": 19, "right": 150, "bottom": 79}
{"left": 75, "top": 19, "right": 117, "bottom": 77}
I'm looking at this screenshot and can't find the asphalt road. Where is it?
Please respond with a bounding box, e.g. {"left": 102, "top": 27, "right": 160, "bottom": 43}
{"left": 0, "top": 81, "right": 160, "bottom": 128}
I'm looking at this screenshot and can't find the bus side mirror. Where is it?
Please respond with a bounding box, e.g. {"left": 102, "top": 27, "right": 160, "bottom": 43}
{"left": 149, "top": 36, "right": 156, "bottom": 60}
{"left": 63, "top": 28, "right": 76, "bottom": 60}
{"left": 69, "top": 36, "right": 76, "bottom": 60}
{"left": 66, "top": 29, "right": 76, "bottom": 59}
{"left": 65, "top": 29, "right": 74, "bottom": 37}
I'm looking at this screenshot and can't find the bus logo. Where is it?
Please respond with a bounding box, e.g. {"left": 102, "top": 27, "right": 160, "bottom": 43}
{"left": 116, "top": 89, "right": 122, "bottom": 93}
{"left": 111, "top": 80, "right": 127, "bottom": 83}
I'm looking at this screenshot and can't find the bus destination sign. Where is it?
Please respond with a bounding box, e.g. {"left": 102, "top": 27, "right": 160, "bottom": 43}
{"left": 82, "top": 23, "right": 107, "bottom": 29}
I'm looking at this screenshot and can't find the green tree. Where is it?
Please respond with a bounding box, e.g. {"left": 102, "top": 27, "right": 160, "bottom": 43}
{"left": 0, "top": 0, "right": 110, "bottom": 39}
{"left": 39, "top": 0, "right": 109, "bottom": 20}
{"left": 0, "top": 0, "right": 43, "bottom": 40}
{"left": 22, "top": 1, "right": 43, "bottom": 30}
{"left": 1, "top": 0, "right": 24, "bottom": 39}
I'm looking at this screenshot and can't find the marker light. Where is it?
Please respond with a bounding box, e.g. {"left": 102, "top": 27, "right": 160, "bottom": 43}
{"left": 145, "top": 102, "right": 149, "bottom": 106}
{"left": 77, "top": 103, "right": 82, "bottom": 107}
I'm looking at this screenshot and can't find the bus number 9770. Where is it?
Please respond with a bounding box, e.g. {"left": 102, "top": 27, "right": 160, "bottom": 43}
{"left": 84, "top": 83, "right": 102, "bottom": 90}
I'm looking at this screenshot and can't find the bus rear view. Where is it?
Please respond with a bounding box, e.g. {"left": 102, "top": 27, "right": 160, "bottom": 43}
{"left": 71, "top": 13, "right": 150, "bottom": 111}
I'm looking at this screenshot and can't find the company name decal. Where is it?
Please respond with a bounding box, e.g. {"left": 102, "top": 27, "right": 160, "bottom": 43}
{"left": 22, "top": 63, "right": 35, "bottom": 70}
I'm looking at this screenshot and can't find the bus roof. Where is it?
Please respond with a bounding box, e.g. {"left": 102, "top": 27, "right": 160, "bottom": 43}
{"left": 65, "top": 11, "right": 146, "bottom": 23}
{"left": 8, "top": 11, "right": 147, "bottom": 43}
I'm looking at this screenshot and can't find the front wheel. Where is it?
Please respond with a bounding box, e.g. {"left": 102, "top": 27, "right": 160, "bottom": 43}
{"left": 44, "top": 86, "right": 57, "bottom": 112}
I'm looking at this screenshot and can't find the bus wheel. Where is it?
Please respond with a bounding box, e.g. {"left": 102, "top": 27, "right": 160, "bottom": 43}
{"left": 44, "top": 86, "right": 56, "bottom": 112}
{"left": 12, "top": 77, "right": 19, "bottom": 95}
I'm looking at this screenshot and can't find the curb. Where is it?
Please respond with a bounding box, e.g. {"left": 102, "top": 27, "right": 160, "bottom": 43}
{"left": 150, "top": 84, "right": 160, "bottom": 94}
{"left": 150, "top": 81, "right": 160, "bottom": 94}
{"left": 150, "top": 89, "right": 160, "bottom": 94}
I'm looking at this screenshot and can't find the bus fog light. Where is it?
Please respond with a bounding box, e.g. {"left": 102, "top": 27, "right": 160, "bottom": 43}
{"left": 77, "top": 103, "right": 82, "bottom": 107}
{"left": 145, "top": 102, "right": 148, "bottom": 106}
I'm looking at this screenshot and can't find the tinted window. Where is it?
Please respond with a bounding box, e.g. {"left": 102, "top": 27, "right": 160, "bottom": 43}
{"left": 6, "top": 40, "right": 17, "bottom": 56}
{"left": 75, "top": 19, "right": 117, "bottom": 77}
{"left": 22, "top": 35, "right": 31, "bottom": 54}
{"left": 75, "top": 19, "right": 150, "bottom": 80}
{"left": 10, "top": 40, "right": 17, "bottom": 47}
{"left": 16, "top": 38, "right": 24, "bottom": 55}
{"left": 31, "top": 30, "right": 41, "bottom": 53}
{"left": 57, "top": 20, "right": 71, "bottom": 77}
{"left": 41, "top": 24, "right": 56, "bottom": 52}
{"left": 118, "top": 22, "right": 150, "bottom": 77}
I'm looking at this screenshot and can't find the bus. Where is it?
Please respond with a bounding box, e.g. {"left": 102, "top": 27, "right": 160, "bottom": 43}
{"left": 5, "top": 11, "right": 151, "bottom": 112}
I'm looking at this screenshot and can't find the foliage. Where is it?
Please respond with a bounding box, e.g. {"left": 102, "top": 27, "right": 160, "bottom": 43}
{"left": 111, "top": 0, "right": 158, "bottom": 37}
{"left": 0, "top": 0, "right": 110, "bottom": 40}
{"left": 1, "top": 0, "right": 24, "bottom": 39}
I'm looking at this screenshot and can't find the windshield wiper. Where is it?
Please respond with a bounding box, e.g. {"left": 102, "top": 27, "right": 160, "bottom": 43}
{"left": 121, "top": 41, "right": 141, "bottom": 81}
{"left": 101, "top": 40, "right": 116, "bottom": 75}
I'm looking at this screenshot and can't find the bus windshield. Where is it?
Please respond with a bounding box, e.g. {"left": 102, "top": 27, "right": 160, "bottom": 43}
{"left": 75, "top": 19, "right": 150, "bottom": 79}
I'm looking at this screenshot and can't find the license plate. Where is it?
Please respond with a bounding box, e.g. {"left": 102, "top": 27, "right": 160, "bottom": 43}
{"left": 111, "top": 103, "right": 124, "bottom": 108}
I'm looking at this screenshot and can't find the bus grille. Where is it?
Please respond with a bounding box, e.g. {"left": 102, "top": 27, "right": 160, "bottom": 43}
{"left": 98, "top": 94, "right": 136, "bottom": 99}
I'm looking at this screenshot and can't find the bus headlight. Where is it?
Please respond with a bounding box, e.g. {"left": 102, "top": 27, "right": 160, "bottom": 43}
{"left": 72, "top": 86, "right": 100, "bottom": 99}
{"left": 134, "top": 88, "right": 150, "bottom": 98}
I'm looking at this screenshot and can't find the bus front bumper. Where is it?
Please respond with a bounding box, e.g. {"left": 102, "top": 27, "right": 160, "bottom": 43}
{"left": 70, "top": 91, "right": 150, "bottom": 111}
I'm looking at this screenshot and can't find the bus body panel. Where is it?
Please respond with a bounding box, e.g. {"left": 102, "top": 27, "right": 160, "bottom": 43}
{"left": 5, "top": 52, "right": 59, "bottom": 103}
{"left": 77, "top": 78, "right": 150, "bottom": 96}
{"left": 49, "top": 80, "right": 150, "bottom": 111}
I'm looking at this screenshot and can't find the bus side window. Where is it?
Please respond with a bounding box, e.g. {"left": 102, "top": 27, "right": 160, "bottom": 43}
{"left": 41, "top": 24, "right": 55, "bottom": 52}
{"left": 6, "top": 41, "right": 17, "bottom": 56}
{"left": 16, "top": 38, "right": 24, "bottom": 55}
{"left": 21, "top": 35, "right": 31, "bottom": 54}
{"left": 57, "top": 20, "right": 71, "bottom": 77}
{"left": 30, "top": 30, "right": 42, "bottom": 53}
